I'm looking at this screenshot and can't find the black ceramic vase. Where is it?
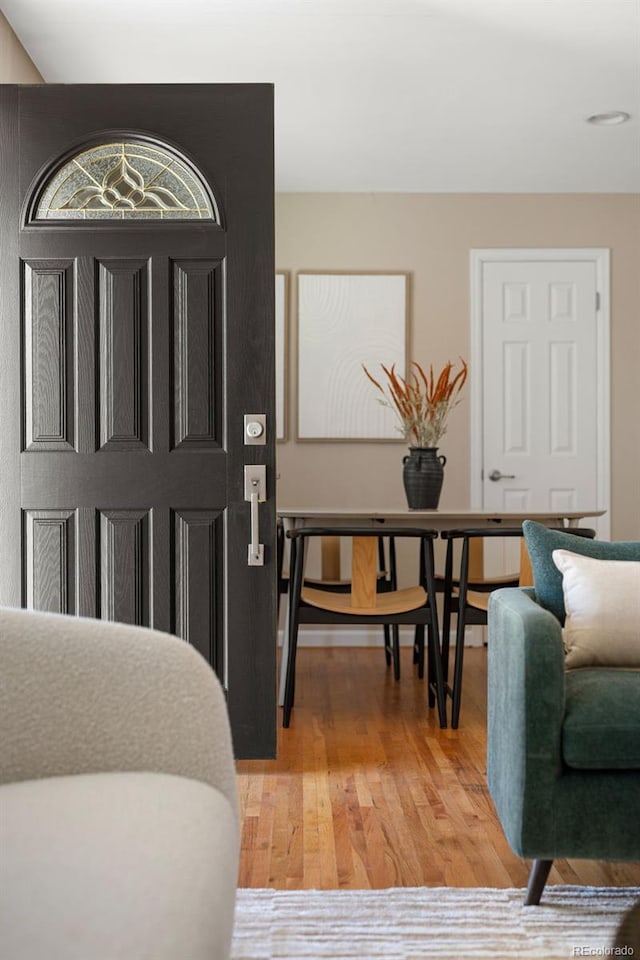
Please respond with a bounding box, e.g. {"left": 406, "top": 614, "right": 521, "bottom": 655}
{"left": 402, "top": 447, "right": 446, "bottom": 510}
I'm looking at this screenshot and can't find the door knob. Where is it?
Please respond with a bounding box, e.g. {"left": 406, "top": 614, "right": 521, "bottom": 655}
{"left": 488, "top": 469, "right": 516, "bottom": 482}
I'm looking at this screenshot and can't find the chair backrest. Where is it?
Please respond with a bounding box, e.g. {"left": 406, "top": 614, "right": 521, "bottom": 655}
{"left": 321, "top": 536, "right": 342, "bottom": 581}
{"left": 518, "top": 538, "right": 534, "bottom": 587}
{"left": 313, "top": 533, "right": 389, "bottom": 587}
{"left": 288, "top": 527, "right": 438, "bottom": 614}
{"left": 440, "top": 533, "right": 518, "bottom": 587}
{"left": 351, "top": 535, "right": 378, "bottom": 608}
{"left": 467, "top": 537, "right": 486, "bottom": 581}
{"left": 442, "top": 526, "right": 597, "bottom": 592}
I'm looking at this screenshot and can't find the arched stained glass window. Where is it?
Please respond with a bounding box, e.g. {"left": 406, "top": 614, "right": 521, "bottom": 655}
{"left": 34, "top": 141, "right": 216, "bottom": 221}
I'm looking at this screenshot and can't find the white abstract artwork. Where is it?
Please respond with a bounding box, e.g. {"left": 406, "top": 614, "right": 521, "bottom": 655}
{"left": 297, "top": 273, "right": 407, "bottom": 440}
{"left": 275, "top": 272, "right": 288, "bottom": 441}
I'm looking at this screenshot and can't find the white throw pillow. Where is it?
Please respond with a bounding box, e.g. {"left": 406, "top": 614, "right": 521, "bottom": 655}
{"left": 551, "top": 549, "right": 640, "bottom": 669}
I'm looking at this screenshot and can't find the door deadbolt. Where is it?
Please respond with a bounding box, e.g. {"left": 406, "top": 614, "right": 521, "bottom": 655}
{"left": 244, "top": 414, "right": 266, "bottom": 445}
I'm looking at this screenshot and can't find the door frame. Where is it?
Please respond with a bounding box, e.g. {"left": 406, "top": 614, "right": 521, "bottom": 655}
{"left": 469, "top": 248, "right": 610, "bottom": 538}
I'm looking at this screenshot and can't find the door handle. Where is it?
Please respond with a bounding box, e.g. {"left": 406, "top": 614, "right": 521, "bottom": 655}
{"left": 488, "top": 469, "right": 516, "bottom": 482}
{"left": 244, "top": 465, "right": 266, "bottom": 566}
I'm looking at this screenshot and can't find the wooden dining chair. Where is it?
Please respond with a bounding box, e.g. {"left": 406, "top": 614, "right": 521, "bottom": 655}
{"left": 441, "top": 526, "right": 596, "bottom": 728}
{"left": 412, "top": 535, "right": 519, "bottom": 678}
{"left": 282, "top": 527, "right": 446, "bottom": 728}
{"left": 277, "top": 521, "right": 401, "bottom": 676}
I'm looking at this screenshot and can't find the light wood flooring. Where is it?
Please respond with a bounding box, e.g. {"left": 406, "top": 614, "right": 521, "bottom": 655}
{"left": 236, "top": 646, "right": 640, "bottom": 890}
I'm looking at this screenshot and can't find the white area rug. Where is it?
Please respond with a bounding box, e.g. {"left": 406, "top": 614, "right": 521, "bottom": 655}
{"left": 231, "top": 886, "right": 639, "bottom": 960}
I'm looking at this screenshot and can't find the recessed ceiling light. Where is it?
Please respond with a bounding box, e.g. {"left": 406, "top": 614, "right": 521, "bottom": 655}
{"left": 586, "top": 111, "right": 631, "bottom": 126}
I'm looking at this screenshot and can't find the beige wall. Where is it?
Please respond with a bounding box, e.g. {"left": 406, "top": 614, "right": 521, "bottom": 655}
{"left": 0, "top": 10, "right": 43, "bottom": 82}
{"left": 276, "top": 193, "right": 640, "bottom": 540}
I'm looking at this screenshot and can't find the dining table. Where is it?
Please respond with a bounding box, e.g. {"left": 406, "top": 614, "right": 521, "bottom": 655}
{"left": 275, "top": 506, "right": 606, "bottom": 705}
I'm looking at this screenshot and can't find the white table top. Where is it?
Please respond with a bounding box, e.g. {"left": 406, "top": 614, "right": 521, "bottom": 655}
{"left": 277, "top": 507, "right": 605, "bottom": 529}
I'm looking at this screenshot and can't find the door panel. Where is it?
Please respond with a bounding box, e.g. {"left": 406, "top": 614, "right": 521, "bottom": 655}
{"left": 0, "top": 84, "right": 276, "bottom": 758}
{"left": 471, "top": 249, "right": 609, "bottom": 575}
{"left": 99, "top": 509, "right": 150, "bottom": 625}
{"left": 98, "top": 259, "right": 150, "bottom": 450}
{"left": 23, "top": 259, "right": 75, "bottom": 452}
{"left": 172, "top": 259, "right": 221, "bottom": 448}
{"left": 173, "top": 508, "right": 223, "bottom": 665}
{"left": 482, "top": 259, "right": 598, "bottom": 513}
{"left": 24, "top": 509, "right": 76, "bottom": 614}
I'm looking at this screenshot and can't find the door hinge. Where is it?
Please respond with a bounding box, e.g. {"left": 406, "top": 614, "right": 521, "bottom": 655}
{"left": 595, "top": 291, "right": 601, "bottom": 311}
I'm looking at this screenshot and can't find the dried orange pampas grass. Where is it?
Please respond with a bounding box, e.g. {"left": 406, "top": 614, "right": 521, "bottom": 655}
{"left": 363, "top": 359, "right": 468, "bottom": 448}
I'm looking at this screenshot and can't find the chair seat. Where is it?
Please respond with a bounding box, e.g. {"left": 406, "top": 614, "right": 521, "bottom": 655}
{"left": 451, "top": 587, "right": 492, "bottom": 611}
{"left": 465, "top": 589, "right": 491, "bottom": 612}
{"left": 446, "top": 575, "right": 519, "bottom": 589}
{"left": 301, "top": 584, "right": 427, "bottom": 616}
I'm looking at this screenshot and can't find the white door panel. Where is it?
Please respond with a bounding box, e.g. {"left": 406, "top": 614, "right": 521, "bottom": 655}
{"left": 471, "top": 250, "right": 610, "bottom": 565}
{"left": 482, "top": 259, "right": 598, "bottom": 512}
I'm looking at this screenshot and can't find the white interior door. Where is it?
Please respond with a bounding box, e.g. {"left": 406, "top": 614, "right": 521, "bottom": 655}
{"left": 471, "top": 249, "right": 610, "bottom": 542}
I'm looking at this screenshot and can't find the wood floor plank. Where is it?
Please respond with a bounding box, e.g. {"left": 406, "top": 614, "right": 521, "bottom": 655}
{"left": 236, "top": 647, "right": 640, "bottom": 890}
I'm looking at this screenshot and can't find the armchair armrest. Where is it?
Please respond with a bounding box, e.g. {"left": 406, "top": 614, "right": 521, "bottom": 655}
{"left": 487, "top": 587, "right": 565, "bottom": 856}
{"left": 0, "top": 607, "right": 237, "bottom": 818}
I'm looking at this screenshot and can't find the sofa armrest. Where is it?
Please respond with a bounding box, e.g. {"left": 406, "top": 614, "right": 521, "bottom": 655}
{"left": 0, "top": 607, "right": 237, "bottom": 818}
{"left": 486, "top": 587, "right": 565, "bottom": 856}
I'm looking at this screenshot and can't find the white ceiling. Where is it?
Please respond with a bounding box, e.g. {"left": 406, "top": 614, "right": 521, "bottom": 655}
{"left": 3, "top": 0, "right": 640, "bottom": 192}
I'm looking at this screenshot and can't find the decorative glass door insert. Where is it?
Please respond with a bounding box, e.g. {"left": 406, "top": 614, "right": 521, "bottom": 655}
{"left": 34, "top": 141, "right": 216, "bottom": 220}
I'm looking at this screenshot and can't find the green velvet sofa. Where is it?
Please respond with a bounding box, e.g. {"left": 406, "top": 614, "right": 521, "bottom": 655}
{"left": 487, "top": 587, "right": 640, "bottom": 905}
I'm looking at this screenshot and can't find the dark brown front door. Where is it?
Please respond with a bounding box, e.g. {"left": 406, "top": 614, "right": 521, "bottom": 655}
{"left": 0, "top": 84, "right": 276, "bottom": 758}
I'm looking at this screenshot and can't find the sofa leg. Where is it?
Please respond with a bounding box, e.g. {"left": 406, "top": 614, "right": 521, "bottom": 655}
{"left": 525, "top": 859, "right": 553, "bottom": 905}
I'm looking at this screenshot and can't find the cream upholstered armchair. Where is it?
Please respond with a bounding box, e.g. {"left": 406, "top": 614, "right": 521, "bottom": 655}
{"left": 0, "top": 606, "right": 239, "bottom": 960}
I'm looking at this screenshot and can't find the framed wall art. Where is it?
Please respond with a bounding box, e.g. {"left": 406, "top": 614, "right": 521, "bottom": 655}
{"left": 275, "top": 271, "right": 289, "bottom": 442}
{"left": 296, "top": 271, "right": 408, "bottom": 441}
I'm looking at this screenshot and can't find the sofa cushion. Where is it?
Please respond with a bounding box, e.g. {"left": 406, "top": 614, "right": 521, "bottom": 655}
{"left": 0, "top": 771, "right": 238, "bottom": 960}
{"left": 522, "top": 520, "right": 640, "bottom": 623}
{"left": 563, "top": 669, "right": 640, "bottom": 769}
{"left": 553, "top": 549, "right": 640, "bottom": 669}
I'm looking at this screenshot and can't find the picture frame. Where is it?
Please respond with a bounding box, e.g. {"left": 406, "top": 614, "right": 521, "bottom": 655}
{"left": 296, "top": 271, "right": 409, "bottom": 441}
{"left": 275, "top": 271, "right": 289, "bottom": 442}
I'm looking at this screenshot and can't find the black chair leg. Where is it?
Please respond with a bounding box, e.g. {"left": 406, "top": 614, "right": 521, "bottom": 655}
{"left": 441, "top": 540, "right": 455, "bottom": 689}
{"left": 282, "top": 609, "right": 300, "bottom": 728}
{"left": 415, "top": 624, "right": 425, "bottom": 681}
{"left": 383, "top": 625, "right": 392, "bottom": 666}
{"left": 386, "top": 537, "right": 401, "bottom": 678}
{"left": 276, "top": 520, "right": 286, "bottom": 617}
{"left": 414, "top": 544, "right": 425, "bottom": 667}
{"left": 423, "top": 539, "right": 447, "bottom": 729}
{"left": 392, "top": 625, "right": 400, "bottom": 681}
{"left": 525, "top": 860, "right": 553, "bottom": 906}
{"left": 424, "top": 625, "right": 434, "bottom": 705}
{"left": 450, "top": 615, "right": 466, "bottom": 729}
{"left": 283, "top": 539, "right": 305, "bottom": 728}
{"left": 379, "top": 538, "right": 393, "bottom": 667}
{"left": 450, "top": 539, "right": 470, "bottom": 729}
{"left": 429, "top": 627, "right": 448, "bottom": 729}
